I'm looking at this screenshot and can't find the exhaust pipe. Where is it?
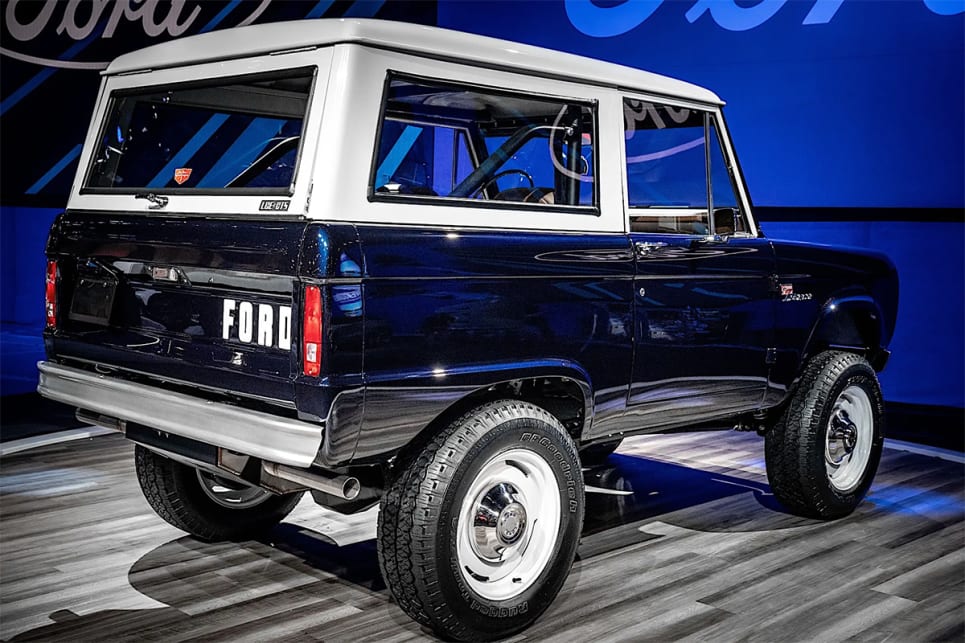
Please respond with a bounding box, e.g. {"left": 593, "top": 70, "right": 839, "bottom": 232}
{"left": 76, "top": 409, "right": 126, "bottom": 432}
{"left": 263, "top": 462, "right": 361, "bottom": 500}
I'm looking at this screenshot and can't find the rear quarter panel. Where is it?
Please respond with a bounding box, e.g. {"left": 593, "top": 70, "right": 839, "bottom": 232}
{"left": 348, "top": 225, "right": 635, "bottom": 461}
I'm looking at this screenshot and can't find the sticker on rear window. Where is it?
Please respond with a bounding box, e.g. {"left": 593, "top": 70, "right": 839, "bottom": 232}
{"left": 174, "top": 168, "right": 192, "bottom": 185}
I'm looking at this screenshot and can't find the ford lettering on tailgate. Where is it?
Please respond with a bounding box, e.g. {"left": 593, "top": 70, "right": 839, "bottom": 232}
{"left": 222, "top": 299, "right": 292, "bottom": 350}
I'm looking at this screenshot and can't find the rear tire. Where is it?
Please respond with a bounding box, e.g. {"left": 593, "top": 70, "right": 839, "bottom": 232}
{"left": 134, "top": 445, "right": 303, "bottom": 541}
{"left": 764, "top": 351, "right": 884, "bottom": 519}
{"left": 377, "top": 400, "right": 584, "bottom": 641}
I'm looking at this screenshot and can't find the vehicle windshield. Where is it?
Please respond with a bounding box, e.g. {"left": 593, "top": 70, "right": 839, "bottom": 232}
{"left": 84, "top": 68, "right": 314, "bottom": 193}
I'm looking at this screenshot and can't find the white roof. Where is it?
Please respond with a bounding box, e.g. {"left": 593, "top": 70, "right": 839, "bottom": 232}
{"left": 106, "top": 19, "right": 722, "bottom": 105}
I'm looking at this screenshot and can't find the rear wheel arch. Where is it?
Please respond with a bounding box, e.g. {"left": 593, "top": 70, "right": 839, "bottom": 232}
{"left": 387, "top": 373, "right": 592, "bottom": 474}
{"left": 445, "top": 375, "right": 590, "bottom": 439}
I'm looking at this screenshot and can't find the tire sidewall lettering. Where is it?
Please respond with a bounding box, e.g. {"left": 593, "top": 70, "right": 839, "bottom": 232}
{"left": 521, "top": 431, "right": 578, "bottom": 513}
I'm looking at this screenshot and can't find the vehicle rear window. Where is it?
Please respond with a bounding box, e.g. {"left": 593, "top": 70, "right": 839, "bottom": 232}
{"left": 84, "top": 68, "right": 314, "bottom": 193}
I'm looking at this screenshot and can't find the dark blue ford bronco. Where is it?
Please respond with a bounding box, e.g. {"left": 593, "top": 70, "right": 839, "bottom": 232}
{"left": 39, "top": 19, "right": 898, "bottom": 641}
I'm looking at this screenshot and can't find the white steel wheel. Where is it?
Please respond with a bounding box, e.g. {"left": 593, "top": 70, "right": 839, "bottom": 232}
{"left": 825, "top": 385, "right": 874, "bottom": 493}
{"left": 764, "top": 350, "right": 884, "bottom": 519}
{"left": 455, "top": 448, "right": 562, "bottom": 601}
{"left": 376, "top": 399, "right": 584, "bottom": 641}
{"left": 196, "top": 469, "right": 272, "bottom": 509}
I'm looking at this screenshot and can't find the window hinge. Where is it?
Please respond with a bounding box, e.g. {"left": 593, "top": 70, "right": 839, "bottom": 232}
{"left": 765, "top": 348, "right": 778, "bottom": 365}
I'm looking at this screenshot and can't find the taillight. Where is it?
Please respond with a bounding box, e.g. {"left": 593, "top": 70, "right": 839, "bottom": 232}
{"left": 45, "top": 259, "right": 58, "bottom": 329}
{"left": 303, "top": 285, "right": 322, "bottom": 376}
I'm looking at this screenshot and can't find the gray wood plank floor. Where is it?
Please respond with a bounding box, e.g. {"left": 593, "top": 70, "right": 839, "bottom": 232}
{"left": 1, "top": 431, "right": 962, "bottom": 641}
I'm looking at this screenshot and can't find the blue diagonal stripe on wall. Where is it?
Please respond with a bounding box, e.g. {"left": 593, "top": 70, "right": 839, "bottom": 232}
{"left": 26, "top": 144, "right": 83, "bottom": 194}
{"left": 344, "top": 1, "right": 387, "bottom": 18}
{"left": 148, "top": 114, "right": 231, "bottom": 188}
{"left": 199, "top": 0, "right": 242, "bottom": 33}
{"left": 0, "top": 29, "right": 101, "bottom": 116}
{"left": 197, "top": 117, "right": 285, "bottom": 188}
{"left": 306, "top": 0, "right": 337, "bottom": 19}
{"left": 375, "top": 125, "right": 422, "bottom": 187}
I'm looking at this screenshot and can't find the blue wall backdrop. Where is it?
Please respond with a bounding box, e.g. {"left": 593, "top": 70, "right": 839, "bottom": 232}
{"left": 1, "top": 0, "right": 962, "bottom": 412}
{"left": 438, "top": 0, "right": 965, "bottom": 409}
{"left": 441, "top": 0, "right": 964, "bottom": 209}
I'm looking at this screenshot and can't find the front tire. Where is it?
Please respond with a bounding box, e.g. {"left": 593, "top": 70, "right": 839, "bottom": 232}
{"left": 377, "top": 400, "right": 584, "bottom": 641}
{"left": 765, "top": 351, "right": 884, "bottom": 519}
{"left": 134, "top": 445, "right": 303, "bottom": 541}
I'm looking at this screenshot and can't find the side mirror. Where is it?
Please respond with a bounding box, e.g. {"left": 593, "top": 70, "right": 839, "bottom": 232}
{"left": 712, "top": 207, "right": 739, "bottom": 236}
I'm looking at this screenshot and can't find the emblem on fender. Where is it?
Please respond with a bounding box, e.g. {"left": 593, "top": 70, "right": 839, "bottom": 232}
{"left": 779, "top": 283, "right": 812, "bottom": 301}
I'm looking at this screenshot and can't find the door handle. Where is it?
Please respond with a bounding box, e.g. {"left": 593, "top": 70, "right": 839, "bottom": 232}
{"left": 690, "top": 234, "right": 727, "bottom": 247}
{"left": 634, "top": 241, "right": 668, "bottom": 257}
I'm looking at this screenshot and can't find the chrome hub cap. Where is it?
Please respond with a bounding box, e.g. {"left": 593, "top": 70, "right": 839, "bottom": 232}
{"left": 498, "top": 502, "right": 527, "bottom": 544}
{"left": 825, "top": 385, "right": 873, "bottom": 493}
{"left": 471, "top": 483, "right": 528, "bottom": 561}
{"left": 827, "top": 409, "right": 858, "bottom": 464}
{"left": 196, "top": 469, "right": 271, "bottom": 509}
{"left": 456, "top": 448, "right": 561, "bottom": 601}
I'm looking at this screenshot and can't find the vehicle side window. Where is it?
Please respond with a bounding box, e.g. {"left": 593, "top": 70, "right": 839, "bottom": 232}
{"left": 372, "top": 75, "right": 597, "bottom": 208}
{"left": 624, "top": 99, "right": 747, "bottom": 235}
{"left": 624, "top": 100, "right": 706, "bottom": 209}
{"left": 709, "top": 120, "right": 748, "bottom": 235}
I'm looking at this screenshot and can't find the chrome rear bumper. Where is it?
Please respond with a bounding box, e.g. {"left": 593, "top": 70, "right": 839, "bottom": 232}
{"left": 37, "top": 361, "right": 322, "bottom": 467}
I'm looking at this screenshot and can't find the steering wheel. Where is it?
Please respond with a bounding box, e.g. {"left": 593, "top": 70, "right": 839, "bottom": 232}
{"left": 472, "top": 169, "right": 535, "bottom": 197}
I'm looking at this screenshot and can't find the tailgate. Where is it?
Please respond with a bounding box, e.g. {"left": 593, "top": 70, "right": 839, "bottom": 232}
{"left": 46, "top": 211, "right": 307, "bottom": 406}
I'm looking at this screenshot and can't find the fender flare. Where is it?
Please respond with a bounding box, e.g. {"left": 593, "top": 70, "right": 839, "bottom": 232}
{"left": 802, "top": 292, "right": 889, "bottom": 370}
